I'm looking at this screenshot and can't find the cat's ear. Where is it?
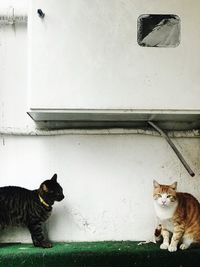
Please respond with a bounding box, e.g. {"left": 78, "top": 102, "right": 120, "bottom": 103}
{"left": 42, "top": 184, "right": 48, "bottom": 192}
{"left": 153, "top": 180, "right": 160, "bottom": 188}
{"left": 170, "top": 181, "right": 177, "bottom": 190}
{"left": 51, "top": 173, "right": 57, "bottom": 182}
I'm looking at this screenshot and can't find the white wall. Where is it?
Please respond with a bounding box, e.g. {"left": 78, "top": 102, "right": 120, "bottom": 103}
{"left": 0, "top": 0, "right": 200, "bottom": 243}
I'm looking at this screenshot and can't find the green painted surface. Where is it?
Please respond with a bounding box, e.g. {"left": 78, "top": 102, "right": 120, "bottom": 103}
{"left": 0, "top": 241, "right": 200, "bottom": 267}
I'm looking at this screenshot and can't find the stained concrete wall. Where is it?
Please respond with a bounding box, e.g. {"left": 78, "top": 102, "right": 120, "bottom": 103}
{"left": 0, "top": 0, "right": 200, "bottom": 243}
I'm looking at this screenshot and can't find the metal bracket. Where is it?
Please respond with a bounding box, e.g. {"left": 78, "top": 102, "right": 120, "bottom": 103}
{"left": 148, "top": 121, "right": 195, "bottom": 177}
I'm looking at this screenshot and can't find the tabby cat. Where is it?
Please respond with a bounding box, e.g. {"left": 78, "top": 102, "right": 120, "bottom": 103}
{"left": 153, "top": 180, "right": 200, "bottom": 252}
{"left": 0, "top": 174, "right": 64, "bottom": 248}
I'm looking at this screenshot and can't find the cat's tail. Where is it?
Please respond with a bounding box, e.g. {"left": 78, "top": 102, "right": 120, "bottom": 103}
{"left": 138, "top": 224, "right": 162, "bottom": 245}
{"left": 154, "top": 224, "right": 162, "bottom": 242}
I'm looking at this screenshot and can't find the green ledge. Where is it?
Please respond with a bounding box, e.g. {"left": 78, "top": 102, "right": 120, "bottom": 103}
{"left": 0, "top": 241, "right": 200, "bottom": 267}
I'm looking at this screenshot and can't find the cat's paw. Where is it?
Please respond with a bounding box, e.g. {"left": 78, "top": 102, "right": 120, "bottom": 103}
{"left": 160, "top": 243, "right": 169, "bottom": 250}
{"left": 168, "top": 244, "right": 177, "bottom": 252}
{"left": 180, "top": 243, "right": 189, "bottom": 250}
{"left": 34, "top": 241, "right": 53, "bottom": 248}
{"left": 41, "top": 241, "right": 53, "bottom": 248}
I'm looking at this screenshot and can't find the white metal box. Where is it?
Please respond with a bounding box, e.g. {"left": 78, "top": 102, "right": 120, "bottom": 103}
{"left": 28, "top": 0, "right": 200, "bottom": 129}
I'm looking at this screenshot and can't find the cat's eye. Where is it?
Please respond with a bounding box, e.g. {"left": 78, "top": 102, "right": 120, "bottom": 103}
{"left": 167, "top": 195, "right": 172, "bottom": 198}
{"left": 157, "top": 194, "right": 162, "bottom": 197}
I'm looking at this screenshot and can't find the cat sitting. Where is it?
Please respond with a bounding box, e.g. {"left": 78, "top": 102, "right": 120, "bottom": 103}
{"left": 153, "top": 180, "right": 200, "bottom": 252}
{"left": 0, "top": 174, "right": 64, "bottom": 248}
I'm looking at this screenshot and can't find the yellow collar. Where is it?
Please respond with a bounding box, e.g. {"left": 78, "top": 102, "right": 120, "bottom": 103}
{"left": 38, "top": 195, "right": 49, "bottom": 208}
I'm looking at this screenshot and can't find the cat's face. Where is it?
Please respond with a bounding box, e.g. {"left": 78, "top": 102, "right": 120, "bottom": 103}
{"left": 39, "top": 174, "right": 65, "bottom": 205}
{"left": 153, "top": 180, "right": 177, "bottom": 208}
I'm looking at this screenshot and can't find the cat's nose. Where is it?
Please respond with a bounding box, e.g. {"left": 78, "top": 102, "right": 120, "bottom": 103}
{"left": 57, "top": 194, "right": 65, "bottom": 201}
{"left": 162, "top": 200, "right": 166, "bottom": 205}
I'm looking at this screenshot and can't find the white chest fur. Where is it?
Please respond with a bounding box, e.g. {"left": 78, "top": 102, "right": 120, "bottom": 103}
{"left": 154, "top": 201, "right": 178, "bottom": 232}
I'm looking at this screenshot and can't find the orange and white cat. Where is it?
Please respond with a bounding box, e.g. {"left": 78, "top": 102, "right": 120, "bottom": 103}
{"left": 153, "top": 180, "right": 200, "bottom": 252}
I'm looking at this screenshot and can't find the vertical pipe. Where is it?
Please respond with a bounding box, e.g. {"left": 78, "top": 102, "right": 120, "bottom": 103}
{"left": 0, "top": 7, "right": 27, "bottom": 25}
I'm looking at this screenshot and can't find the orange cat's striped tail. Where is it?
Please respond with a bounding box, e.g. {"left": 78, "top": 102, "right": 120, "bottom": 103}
{"left": 154, "top": 224, "right": 162, "bottom": 242}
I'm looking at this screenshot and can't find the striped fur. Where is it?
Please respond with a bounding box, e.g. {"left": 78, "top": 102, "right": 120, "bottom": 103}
{"left": 153, "top": 180, "right": 200, "bottom": 252}
{"left": 0, "top": 174, "right": 64, "bottom": 248}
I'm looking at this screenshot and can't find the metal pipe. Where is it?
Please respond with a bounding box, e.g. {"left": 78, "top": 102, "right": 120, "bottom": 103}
{"left": 0, "top": 126, "right": 199, "bottom": 137}
{"left": 148, "top": 121, "right": 195, "bottom": 177}
{"left": 0, "top": 7, "right": 27, "bottom": 25}
{"left": 0, "top": 127, "right": 162, "bottom": 136}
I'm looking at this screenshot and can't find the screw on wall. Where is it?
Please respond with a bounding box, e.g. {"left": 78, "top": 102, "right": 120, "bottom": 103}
{"left": 37, "top": 9, "right": 45, "bottom": 18}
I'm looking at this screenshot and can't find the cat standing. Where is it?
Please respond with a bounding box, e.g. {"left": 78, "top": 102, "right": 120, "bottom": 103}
{"left": 0, "top": 174, "right": 64, "bottom": 248}
{"left": 153, "top": 180, "right": 200, "bottom": 252}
